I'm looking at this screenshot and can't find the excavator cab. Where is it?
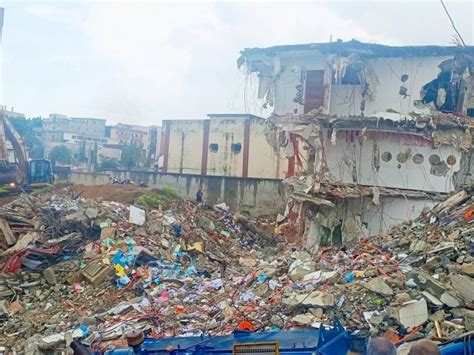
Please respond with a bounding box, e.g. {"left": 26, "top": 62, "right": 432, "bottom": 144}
{"left": 28, "top": 159, "right": 53, "bottom": 185}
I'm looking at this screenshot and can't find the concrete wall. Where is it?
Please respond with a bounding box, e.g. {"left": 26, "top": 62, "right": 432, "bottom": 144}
{"left": 305, "top": 194, "right": 436, "bottom": 248}
{"left": 255, "top": 52, "right": 448, "bottom": 118}
{"left": 163, "top": 118, "right": 290, "bottom": 179}
{"left": 247, "top": 122, "right": 287, "bottom": 179}
{"left": 166, "top": 120, "right": 205, "bottom": 175}
{"left": 329, "top": 56, "right": 450, "bottom": 117}
{"left": 319, "top": 128, "right": 462, "bottom": 193}
{"left": 207, "top": 119, "right": 244, "bottom": 177}
{"left": 272, "top": 53, "right": 328, "bottom": 116}
{"left": 70, "top": 170, "right": 284, "bottom": 216}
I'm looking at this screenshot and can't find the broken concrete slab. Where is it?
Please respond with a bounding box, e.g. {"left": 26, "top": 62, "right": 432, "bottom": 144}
{"left": 290, "top": 291, "right": 335, "bottom": 307}
{"left": 196, "top": 216, "right": 215, "bottom": 233}
{"left": 409, "top": 240, "right": 427, "bottom": 253}
{"left": 292, "top": 314, "right": 312, "bottom": 325}
{"left": 450, "top": 274, "right": 474, "bottom": 303}
{"left": 460, "top": 263, "right": 474, "bottom": 277}
{"left": 364, "top": 277, "right": 393, "bottom": 297}
{"left": 288, "top": 253, "right": 316, "bottom": 281}
{"left": 85, "top": 208, "right": 99, "bottom": 219}
{"left": 43, "top": 267, "right": 57, "bottom": 286}
{"left": 397, "top": 298, "right": 428, "bottom": 329}
{"left": 421, "top": 291, "right": 443, "bottom": 307}
{"left": 411, "top": 271, "right": 462, "bottom": 307}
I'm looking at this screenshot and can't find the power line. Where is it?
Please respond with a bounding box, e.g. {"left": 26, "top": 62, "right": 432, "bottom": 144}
{"left": 440, "top": 0, "right": 467, "bottom": 47}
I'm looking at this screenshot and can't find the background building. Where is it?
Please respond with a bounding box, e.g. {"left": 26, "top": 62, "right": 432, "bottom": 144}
{"left": 106, "top": 124, "right": 160, "bottom": 163}
{"left": 42, "top": 114, "right": 107, "bottom": 158}
{"left": 160, "top": 113, "right": 303, "bottom": 179}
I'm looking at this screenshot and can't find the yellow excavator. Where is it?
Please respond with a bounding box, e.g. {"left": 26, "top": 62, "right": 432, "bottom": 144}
{"left": 0, "top": 112, "right": 53, "bottom": 192}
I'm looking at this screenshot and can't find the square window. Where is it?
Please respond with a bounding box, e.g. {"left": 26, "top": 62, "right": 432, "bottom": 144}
{"left": 231, "top": 143, "right": 242, "bottom": 154}
{"left": 209, "top": 143, "right": 219, "bottom": 153}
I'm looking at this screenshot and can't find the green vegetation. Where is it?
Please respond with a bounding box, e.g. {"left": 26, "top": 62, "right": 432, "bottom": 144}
{"left": 121, "top": 143, "right": 143, "bottom": 169}
{"left": 99, "top": 156, "right": 119, "bottom": 171}
{"left": 49, "top": 145, "right": 72, "bottom": 165}
{"left": 136, "top": 186, "right": 179, "bottom": 208}
{"left": 30, "top": 185, "right": 53, "bottom": 196}
{"left": 10, "top": 116, "right": 44, "bottom": 159}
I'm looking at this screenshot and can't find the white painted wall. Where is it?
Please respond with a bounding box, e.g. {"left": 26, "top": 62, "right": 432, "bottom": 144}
{"left": 272, "top": 52, "right": 328, "bottom": 115}
{"left": 361, "top": 196, "right": 435, "bottom": 235}
{"left": 207, "top": 120, "right": 244, "bottom": 177}
{"left": 165, "top": 118, "right": 293, "bottom": 179}
{"left": 167, "top": 120, "right": 204, "bottom": 174}
{"left": 247, "top": 121, "right": 287, "bottom": 179}
{"left": 98, "top": 146, "right": 122, "bottom": 161}
{"left": 320, "top": 128, "right": 462, "bottom": 193}
{"left": 330, "top": 56, "right": 450, "bottom": 117}
{"left": 262, "top": 52, "right": 448, "bottom": 117}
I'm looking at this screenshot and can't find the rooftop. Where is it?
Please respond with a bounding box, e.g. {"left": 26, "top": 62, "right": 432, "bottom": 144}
{"left": 239, "top": 39, "right": 474, "bottom": 61}
{"left": 207, "top": 113, "right": 263, "bottom": 120}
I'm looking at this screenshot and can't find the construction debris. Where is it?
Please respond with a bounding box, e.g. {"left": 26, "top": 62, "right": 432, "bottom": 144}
{"left": 0, "top": 186, "right": 473, "bottom": 352}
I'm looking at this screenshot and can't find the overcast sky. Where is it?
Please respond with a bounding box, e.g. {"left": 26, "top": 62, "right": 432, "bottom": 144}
{"left": 0, "top": 0, "right": 472, "bottom": 125}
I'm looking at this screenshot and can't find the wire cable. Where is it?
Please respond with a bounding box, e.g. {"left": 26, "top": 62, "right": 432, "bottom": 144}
{"left": 440, "top": 0, "right": 467, "bottom": 47}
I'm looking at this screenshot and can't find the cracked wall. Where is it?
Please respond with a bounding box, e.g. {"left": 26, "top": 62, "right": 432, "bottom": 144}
{"left": 318, "top": 128, "right": 463, "bottom": 193}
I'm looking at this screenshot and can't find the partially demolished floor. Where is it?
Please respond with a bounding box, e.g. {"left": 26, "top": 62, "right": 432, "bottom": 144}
{"left": 0, "top": 185, "right": 473, "bottom": 353}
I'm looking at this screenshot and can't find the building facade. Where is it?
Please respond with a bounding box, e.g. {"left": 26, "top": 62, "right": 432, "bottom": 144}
{"left": 239, "top": 40, "right": 474, "bottom": 118}
{"left": 106, "top": 124, "right": 160, "bottom": 162}
{"left": 42, "top": 114, "right": 107, "bottom": 158}
{"left": 160, "top": 114, "right": 305, "bottom": 179}
{"left": 239, "top": 40, "right": 474, "bottom": 246}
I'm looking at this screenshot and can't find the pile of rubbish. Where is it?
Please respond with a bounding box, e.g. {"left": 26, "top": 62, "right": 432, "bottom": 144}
{"left": 0, "top": 187, "right": 473, "bottom": 352}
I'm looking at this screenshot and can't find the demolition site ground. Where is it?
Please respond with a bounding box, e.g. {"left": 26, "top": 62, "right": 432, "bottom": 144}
{"left": 0, "top": 183, "right": 473, "bottom": 353}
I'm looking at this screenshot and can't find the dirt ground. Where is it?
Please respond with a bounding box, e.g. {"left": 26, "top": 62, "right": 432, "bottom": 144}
{"left": 0, "top": 184, "right": 145, "bottom": 207}
{"left": 58, "top": 184, "right": 144, "bottom": 204}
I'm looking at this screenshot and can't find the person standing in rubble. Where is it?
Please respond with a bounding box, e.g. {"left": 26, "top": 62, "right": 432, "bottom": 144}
{"left": 196, "top": 186, "right": 204, "bottom": 204}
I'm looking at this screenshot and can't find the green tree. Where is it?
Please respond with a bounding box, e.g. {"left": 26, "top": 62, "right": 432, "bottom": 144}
{"left": 10, "top": 116, "right": 45, "bottom": 159}
{"left": 99, "top": 156, "right": 119, "bottom": 171}
{"left": 78, "top": 136, "right": 87, "bottom": 163}
{"left": 49, "top": 145, "right": 71, "bottom": 165}
{"left": 121, "top": 143, "right": 142, "bottom": 169}
{"left": 90, "top": 142, "right": 98, "bottom": 170}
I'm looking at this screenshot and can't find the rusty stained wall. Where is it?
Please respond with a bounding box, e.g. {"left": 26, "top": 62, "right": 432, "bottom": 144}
{"left": 164, "top": 118, "right": 290, "bottom": 179}
{"left": 70, "top": 170, "right": 284, "bottom": 216}
{"left": 318, "top": 128, "right": 463, "bottom": 193}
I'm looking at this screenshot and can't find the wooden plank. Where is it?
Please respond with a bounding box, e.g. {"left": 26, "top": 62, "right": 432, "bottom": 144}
{"left": 0, "top": 217, "right": 16, "bottom": 245}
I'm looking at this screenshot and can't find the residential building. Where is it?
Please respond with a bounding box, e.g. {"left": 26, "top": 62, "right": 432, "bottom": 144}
{"left": 239, "top": 40, "right": 474, "bottom": 246}
{"left": 106, "top": 124, "right": 160, "bottom": 162}
{"left": 160, "top": 113, "right": 299, "bottom": 179}
{"left": 42, "top": 114, "right": 107, "bottom": 158}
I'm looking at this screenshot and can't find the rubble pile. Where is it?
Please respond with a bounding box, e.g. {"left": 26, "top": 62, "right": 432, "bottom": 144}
{"left": 0, "top": 187, "right": 473, "bottom": 352}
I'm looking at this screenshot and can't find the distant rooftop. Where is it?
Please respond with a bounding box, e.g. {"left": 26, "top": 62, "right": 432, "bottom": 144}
{"left": 239, "top": 39, "right": 474, "bottom": 60}
{"left": 207, "top": 113, "right": 263, "bottom": 120}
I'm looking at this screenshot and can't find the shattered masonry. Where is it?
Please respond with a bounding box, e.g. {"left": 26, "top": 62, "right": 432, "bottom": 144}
{"left": 0, "top": 182, "right": 474, "bottom": 352}
{"left": 239, "top": 40, "right": 474, "bottom": 246}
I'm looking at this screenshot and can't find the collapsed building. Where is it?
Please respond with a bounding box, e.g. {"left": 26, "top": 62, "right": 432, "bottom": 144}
{"left": 238, "top": 40, "right": 474, "bottom": 248}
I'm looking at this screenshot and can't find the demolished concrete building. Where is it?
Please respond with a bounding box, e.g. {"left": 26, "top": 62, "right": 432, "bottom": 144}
{"left": 238, "top": 40, "right": 474, "bottom": 248}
